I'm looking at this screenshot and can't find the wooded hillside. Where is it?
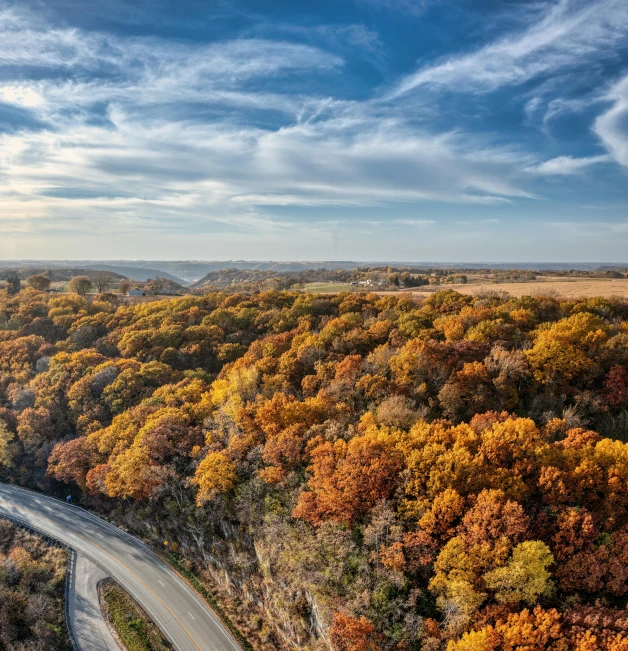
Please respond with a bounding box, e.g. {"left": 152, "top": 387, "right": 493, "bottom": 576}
{"left": 1, "top": 288, "right": 628, "bottom": 649}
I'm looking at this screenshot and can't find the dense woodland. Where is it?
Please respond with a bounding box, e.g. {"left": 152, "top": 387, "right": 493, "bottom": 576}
{"left": 2, "top": 288, "right": 628, "bottom": 648}
{"left": 0, "top": 518, "right": 69, "bottom": 650}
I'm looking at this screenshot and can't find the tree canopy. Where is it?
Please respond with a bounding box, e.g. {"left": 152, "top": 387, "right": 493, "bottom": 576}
{"left": 1, "top": 286, "right": 628, "bottom": 649}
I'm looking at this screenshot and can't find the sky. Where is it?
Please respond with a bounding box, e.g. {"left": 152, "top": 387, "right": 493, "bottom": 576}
{"left": 0, "top": 0, "right": 627, "bottom": 262}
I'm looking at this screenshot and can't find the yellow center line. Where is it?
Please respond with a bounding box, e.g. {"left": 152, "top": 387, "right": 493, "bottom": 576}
{"left": 0, "top": 499, "right": 203, "bottom": 651}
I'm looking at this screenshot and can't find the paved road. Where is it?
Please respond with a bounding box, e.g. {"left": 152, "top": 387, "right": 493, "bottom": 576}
{"left": 0, "top": 484, "right": 240, "bottom": 651}
{"left": 68, "top": 552, "right": 120, "bottom": 650}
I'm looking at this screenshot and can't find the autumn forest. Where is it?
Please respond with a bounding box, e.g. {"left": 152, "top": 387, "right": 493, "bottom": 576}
{"left": 2, "top": 287, "right": 628, "bottom": 650}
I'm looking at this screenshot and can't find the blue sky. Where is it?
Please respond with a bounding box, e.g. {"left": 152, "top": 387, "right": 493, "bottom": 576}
{"left": 0, "top": 0, "right": 627, "bottom": 262}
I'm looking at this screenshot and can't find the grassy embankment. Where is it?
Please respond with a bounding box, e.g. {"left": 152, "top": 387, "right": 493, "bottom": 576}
{"left": 100, "top": 581, "right": 171, "bottom": 651}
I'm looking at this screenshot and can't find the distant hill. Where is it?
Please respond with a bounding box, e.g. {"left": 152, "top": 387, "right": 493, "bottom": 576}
{"left": 2, "top": 260, "right": 627, "bottom": 284}
{"left": 0, "top": 267, "right": 128, "bottom": 282}
{"left": 86, "top": 264, "right": 186, "bottom": 284}
{"left": 108, "top": 260, "right": 627, "bottom": 282}
{"left": 0, "top": 263, "right": 185, "bottom": 285}
{"left": 143, "top": 276, "right": 188, "bottom": 295}
{"left": 191, "top": 267, "right": 357, "bottom": 291}
{"left": 82, "top": 261, "right": 363, "bottom": 282}
{"left": 168, "top": 261, "right": 361, "bottom": 281}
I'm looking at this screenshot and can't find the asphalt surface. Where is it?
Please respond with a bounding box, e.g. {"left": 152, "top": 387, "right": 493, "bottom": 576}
{"left": 0, "top": 484, "right": 240, "bottom": 651}
{"left": 68, "top": 552, "right": 120, "bottom": 650}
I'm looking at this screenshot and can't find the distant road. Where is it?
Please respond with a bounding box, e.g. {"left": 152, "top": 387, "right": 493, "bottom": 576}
{"left": 0, "top": 484, "right": 240, "bottom": 651}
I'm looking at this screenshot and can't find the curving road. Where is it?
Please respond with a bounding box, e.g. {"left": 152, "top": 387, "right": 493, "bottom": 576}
{"left": 0, "top": 484, "right": 240, "bottom": 651}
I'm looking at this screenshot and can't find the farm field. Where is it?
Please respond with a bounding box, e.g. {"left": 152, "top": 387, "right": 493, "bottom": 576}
{"left": 301, "top": 281, "right": 357, "bottom": 292}
{"left": 412, "top": 278, "right": 628, "bottom": 299}
{"left": 464, "top": 279, "right": 628, "bottom": 299}
{"left": 304, "top": 276, "right": 628, "bottom": 299}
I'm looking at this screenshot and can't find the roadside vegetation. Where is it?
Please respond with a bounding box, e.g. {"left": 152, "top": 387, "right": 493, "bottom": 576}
{"left": 0, "top": 517, "right": 70, "bottom": 650}
{"left": 100, "top": 581, "right": 171, "bottom": 651}
{"left": 4, "top": 287, "right": 628, "bottom": 648}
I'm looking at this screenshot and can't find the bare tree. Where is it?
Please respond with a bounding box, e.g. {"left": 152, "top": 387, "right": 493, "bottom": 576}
{"left": 91, "top": 271, "right": 115, "bottom": 293}
{"left": 26, "top": 274, "right": 51, "bottom": 291}
{"left": 118, "top": 280, "right": 131, "bottom": 295}
{"left": 149, "top": 277, "right": 167, "bottom": 295}
{"left": 68, "top": 276, "right": 92, "bottom": 296}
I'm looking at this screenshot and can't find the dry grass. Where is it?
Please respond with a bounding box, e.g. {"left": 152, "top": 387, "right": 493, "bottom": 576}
{"left": 0, "top": 518, "right": 70, "bottom": 650}
{"left": 387, "top": 278, "right": 628, "bottom": 300}
{"left": 301, "top": 282, "right": 357, "bottom": 293}
{"left": 99, "top": 581, "right": 171, "bottom": 651}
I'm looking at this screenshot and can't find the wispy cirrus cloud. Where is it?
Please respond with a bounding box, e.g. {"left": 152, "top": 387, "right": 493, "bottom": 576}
{"left": 595, "top": 74, "right": 628, "bottom": 167}
{"left": 524, "top": 154, "right": 612, "bottom": 175}
{"left": 0, "top": 8, "right": 342, "bottom": 78}
{"left": 0, "top": 107, "right": 535, "bottom": 237}
{"left": 390, "top": 0, "right": 628, "bottom": 98}
{"left": 0, "top": 5, "right": 542, "bottom": 240}
{"left": 0, "top": 8, "right": 343, "bottom": 124}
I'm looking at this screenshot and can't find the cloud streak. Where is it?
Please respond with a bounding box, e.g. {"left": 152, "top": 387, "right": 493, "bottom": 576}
{"left": 595, "top": 74, "right": 628, "bottom": 168}
{"left": 524, "top": 155, "right": 612, "bottom": 175}
{"left": 390, "top": 0, "right": 628, "bottom": 98}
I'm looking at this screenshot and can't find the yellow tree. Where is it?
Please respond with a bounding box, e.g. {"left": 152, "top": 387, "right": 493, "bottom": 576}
{"left": 193, "top": 451, "right": 237, "bottom": 505}
{"left": 483, "top": 540, "right": 554, "bottom": 605}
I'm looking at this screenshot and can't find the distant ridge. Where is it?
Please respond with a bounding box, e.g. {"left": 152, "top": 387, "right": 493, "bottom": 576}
{"left": 0, "top": 261, "right": 186, "bottom": 284}
{"left": 86, "top": 264, "right": 185, "bottom": 284}
{"left": 1, "top": 260, "right": 625, "bottom": 283}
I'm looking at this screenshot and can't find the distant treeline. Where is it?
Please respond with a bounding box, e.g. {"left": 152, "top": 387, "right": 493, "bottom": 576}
{"left": 0, "top": 268, "right": 127, "bottom": 282}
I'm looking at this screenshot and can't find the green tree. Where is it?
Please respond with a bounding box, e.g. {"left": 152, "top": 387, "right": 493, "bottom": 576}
{"left": 69, "top": 276, "right": 93, "bottom": 297}
{"left": 26, "top": 274, "right": 51, "bottom": 291}
{"left": 483, "top": 540, "right": 554, "bottom": 605}
{"left": 6, "top": 272, "right": 21, "bottom": 295}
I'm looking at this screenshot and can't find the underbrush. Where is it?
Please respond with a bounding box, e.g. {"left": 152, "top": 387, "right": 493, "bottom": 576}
{"left": 0, "top": 518, "right": 70, "bottom": 650}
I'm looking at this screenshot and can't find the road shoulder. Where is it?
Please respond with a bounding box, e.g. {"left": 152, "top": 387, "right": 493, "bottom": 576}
{"left": 68, "top": 552, "right": 121, "bottom": 651}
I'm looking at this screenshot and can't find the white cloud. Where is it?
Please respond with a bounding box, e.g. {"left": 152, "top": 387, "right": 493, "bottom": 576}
{"left": 595, "top": 74, "right": 628, "bottom": 167}
{"left": 0, "top": 6, "right": 545, "bottom": 239}
{"left": 524, "top": 154, "right": 611, "bottom": 175}
{"left": 0, "top": 84, "right": 44, "bottom": 108}
{"left": 0, "top": 9, "right": 342, "bottom": 78}
{"left": 0, "top": 108, "right": 535, "bottom": 238}
{"left": 390, "top": 0, "right": 628, "bottom": 98}
{"left": 0, "top": 8, "right": 343, "bottom": 125}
